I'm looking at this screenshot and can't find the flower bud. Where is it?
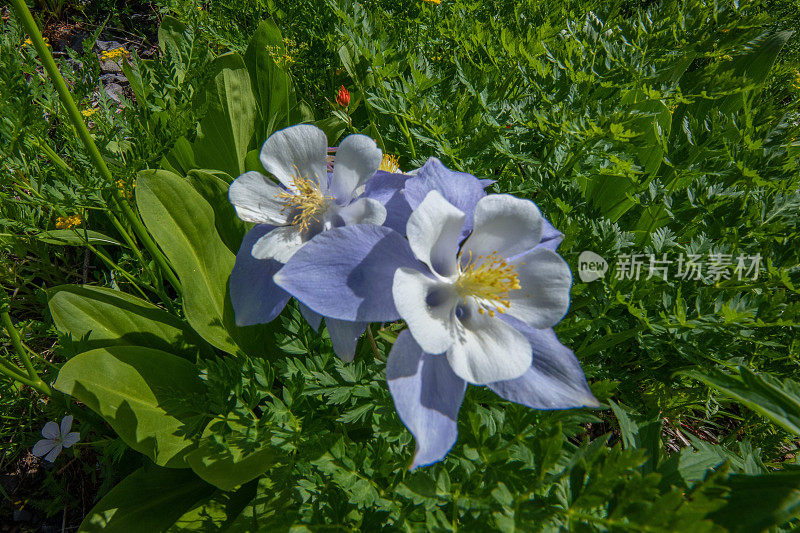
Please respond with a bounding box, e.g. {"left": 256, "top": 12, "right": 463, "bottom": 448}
{"left": 336, "top": 85, "right": 350, "bottom": 107}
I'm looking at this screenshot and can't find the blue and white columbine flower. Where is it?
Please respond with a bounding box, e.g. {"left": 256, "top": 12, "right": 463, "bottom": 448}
{"left": 227, "top": 124, "right": 385, "bottom": 360}
{"left": 32, "top": 415, "right": 79, "bottom": 462}
{"left": 275, "top": 181, "right": 598, "bottom": 467}
{"left": 229, "top": 124, "right": 385, "bottom": 263}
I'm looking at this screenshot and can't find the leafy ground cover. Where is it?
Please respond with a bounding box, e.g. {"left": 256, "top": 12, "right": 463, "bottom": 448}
{"left": 1, "top": 0, "right": 799, "bottom": 530}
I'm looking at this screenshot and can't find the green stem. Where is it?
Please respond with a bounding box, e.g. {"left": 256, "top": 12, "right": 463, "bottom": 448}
{"left": 84, "top": 241, "right": 154, "bottom": 300}
{"left": 9, "top": 0, "right": 181, "bottom": 295}
{"left": 0, "top": 304, "right": 52, "bottom": 396}
{"left": 0, "top": 355, "right": 31, "bottom": 384}
{"left": 105, "top": 210, "right": 176, "bottom": 312}
{"left": 1, "top": 309, "right": 38, "bottom": 380}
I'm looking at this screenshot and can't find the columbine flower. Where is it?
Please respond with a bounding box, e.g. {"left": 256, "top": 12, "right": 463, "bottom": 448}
{"left": 32, "top": 415, "right": 80, "bottom": 462}
{"left": 275, "top": 185, "right": 597, "bottom": 467}
{"left": 336, "top": 85, "right": 351, "bottom": 107}
{"left": 227, "top": 124, "right": 385, "bottom": 360}
{"left": 229, "top": 124, "right": 385, "bottom": 263}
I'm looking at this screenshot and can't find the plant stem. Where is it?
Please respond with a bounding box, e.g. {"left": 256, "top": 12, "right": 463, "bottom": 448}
{"left": 0, "top": 302, "right": 52, "bottom": 396}
{"left": 9, "top": 0, "right": 181, "bottom": 295}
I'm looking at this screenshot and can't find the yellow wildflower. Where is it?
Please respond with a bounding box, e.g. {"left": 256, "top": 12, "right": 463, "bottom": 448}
{"left": 55, "top": 215, "right": 82, "bottom": 229}
{"left": 81, "top": 108, "right": 97, "bottom": 117}
{"left": 424, "top": 0, "right": 442, "bottom": 3}
{"left": 100, "top": 47, "right": 128, "bottom": 61}
{"left": 116, "top": 179, "right": 135, "bottom": 200}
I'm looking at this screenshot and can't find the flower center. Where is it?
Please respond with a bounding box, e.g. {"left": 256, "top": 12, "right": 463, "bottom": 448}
{"left": 379, "top": 153, "right": 400, "bottom": 173}
{"left": 455, "top": 251, "right": 520, "bottom": 317}
{"left": 276, "top": 175, "right": 332, "bottom": 232}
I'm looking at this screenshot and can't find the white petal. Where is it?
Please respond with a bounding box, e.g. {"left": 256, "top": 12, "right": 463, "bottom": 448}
{"left": 260, "top": 124, "right": 328, "bottom": 192}
{"left": 461, "top": 194, "right": 543, "bottom": 261}
{"left": 228, "top": 171, "right": 290, "bottom": 224}
{"left": 61, "top": 432, "right": 80, "bottom": 448}
{"left": 508, "top": 248, "right": 572, "bottom": 328}
{"left": 446, "top": 302, "right": 531, "bottom": 384}
{"left": 251, "top": 225, "right": 308, "bottom": 263}
{"left": 59, "top": 415, "right": 73, "bottom": 436}
{"left": 42, "top": 421, "right": 59, "bottom": 439}
{"left": 330, "top": 134, "right": 382, "bottom": 201}
{"left": 406, "top": 191, "right": 465, "bottom": 278}
{"left": 333, "top": 197, "right": 386, "bottom": 227}
{"left": 44, "top": 444, "right": 63, "bottom": 462}
{"left": 393, "top": 267, "right": 457, "bottom": 355}
{"left": 32, "top": 439, "right": 57, "bottom": 457}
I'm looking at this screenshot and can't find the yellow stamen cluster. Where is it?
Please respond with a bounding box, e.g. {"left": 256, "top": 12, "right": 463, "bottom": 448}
{"left": 55, "top": 215, "right": 82, "bottom": 229}
{"left": 455, "top": 251, "right": 521, "bottom": 317}
{"left": 276, "top": 176, "right": 331, "bottom": 232}
{"left": 379, "top": 153, "right": 400, "bottom": 173}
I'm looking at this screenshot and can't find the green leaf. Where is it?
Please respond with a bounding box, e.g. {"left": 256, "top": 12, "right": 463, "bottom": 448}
{"left": 193, "top": 53, "right": 257, "bottom": 178}
{"left": 186, "top": 169, "right": 248, "bottom": 255}
{"left": 316, "top": 116, "right": 348, "bottom": 146}
{"left": 48, "top": 285, "right": 210, "bottom": 360}
{"left": 718, "top": 30, "right": 794, "bottom": 114}
{"left": 136, "top": 170, "right": 275, "bottom": 357}
{"left": 709, "top": 471, "right": 800, "bottom": 532}
{"left": 609, "top": 400, "right": 638, "bottom": 450}
{"left": 679, "top": 367, "right": 800, "bottom": 436}
{"left": 36, "top": 229, "right": 122, "bottom": 246}
{"left": 136, "top": 169, "right": 239, "bottom": 355}
{"left": 161, "top": 136, "right": 197, "bottom": 176}
{"left": 55, "top": 346, "right": 203, "bottom": 467}
{"left": 79, "top": 467, "right": 214, "bottom": 532}
{"left": 186, "top": 418, "right": 278, "bottom": 491}
{"left": 244, "top": 19, "right": 291, "bottom": 139}
{"left": 167, "top": 481, "right": 258, "bottom": 532}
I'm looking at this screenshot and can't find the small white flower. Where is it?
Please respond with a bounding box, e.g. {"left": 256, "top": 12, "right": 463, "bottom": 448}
{"left": 32, "top": 415, "right": 80, "bottom": 462}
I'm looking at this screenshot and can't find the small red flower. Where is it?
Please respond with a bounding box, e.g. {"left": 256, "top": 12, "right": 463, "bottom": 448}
{"left": 336, "top": 85, "right": 350, "bottom": 107}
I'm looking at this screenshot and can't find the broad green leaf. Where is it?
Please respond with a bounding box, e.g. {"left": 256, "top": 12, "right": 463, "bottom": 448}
{"left": 36, "top": 229, "right": 122, "bottom": 246}
{"left": 161, "top": 136, "right": 197, "bottom": 176}
{"left": 186, "top": 418, "right": 278, "bottom": 491}
{"left": 136, "top": 170, "right": 276, "bottom": 357}
{"left": 186, "top": 169, "right": 248, "bottom": 255}
{"left": 79, "top": 467, "right": 214, "bottom": 532}
{"left": 193, "top": 53, "right": 257, "bottom": 178}
{"left": 55, "top": 346, "right": 203, "bottom": 467}
{"left": 48, "top": 285, "right": 210, "bottom": 359}
{"left": 136, "top": 169, "right": 239, "bottom": 354}
{"left": 244, "top": 20, "right": 291, "bottom": 139}
{"left": 709, "top": 471, "right": 800, "bottom": 532}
